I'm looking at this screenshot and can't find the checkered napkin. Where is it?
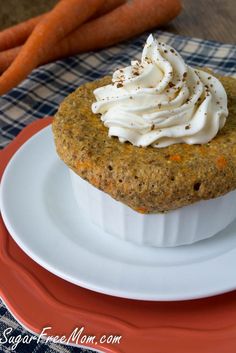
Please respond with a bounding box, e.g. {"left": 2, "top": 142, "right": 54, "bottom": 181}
{"left": 0, "top": 30, "right": 235, "bottom": 353}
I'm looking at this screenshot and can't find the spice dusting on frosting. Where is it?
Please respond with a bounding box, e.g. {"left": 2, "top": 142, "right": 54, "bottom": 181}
{"left": 92, "top": 34, "right": 228, "bottom": 148}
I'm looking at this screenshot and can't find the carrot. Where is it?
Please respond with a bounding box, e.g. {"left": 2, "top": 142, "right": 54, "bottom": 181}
{"left": 169, "top": 154, "right": 182, "bottom": 162}
{"left": 0, "top": 14, "right": 44, "bottom": 52}
{"left": 0, "top": 0, "right": 181, "bottom": 93}
{"left": 0, "top": 47, "right": 19, "bottom": 74}
{"left": 0, "top": 0, "right": 105, "bottom": 95}
{"left": 0, "top": 0, "right": 126, "bottom": 54}
{"left": 0, "top": 0, "right": 126, "bottom": 75}
{"left": 216, "top": 156, "right": 227, "bottom": 170}
{"left": 2, "top": 0, "right": 183, "bottom": 75}
{"left": 38, "top": 0, "right": 182, "bottom": 64}
{"left": 93, "top": 0, "right": 127, "bottom": 17}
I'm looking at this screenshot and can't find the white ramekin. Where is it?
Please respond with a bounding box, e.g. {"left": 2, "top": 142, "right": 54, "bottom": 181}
{"left": 69, "top": 169, "right": 236, "bottom": 247}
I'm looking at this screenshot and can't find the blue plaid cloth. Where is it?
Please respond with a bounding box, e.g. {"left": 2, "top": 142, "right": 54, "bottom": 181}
{"left": 0, "top": 30, "right": 236, "bottom": 353}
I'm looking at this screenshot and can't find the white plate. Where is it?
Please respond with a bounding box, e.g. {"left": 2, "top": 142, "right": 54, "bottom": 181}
{"left": 1, "top": 126, "right": 236, "bottom": 301}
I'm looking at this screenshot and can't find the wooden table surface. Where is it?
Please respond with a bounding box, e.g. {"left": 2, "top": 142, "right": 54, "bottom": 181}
{"left": 165, "top": 0, "right": 236, "bottom": 44}
{"left": 0, "top": 0, "right": 235, "bottom": 43}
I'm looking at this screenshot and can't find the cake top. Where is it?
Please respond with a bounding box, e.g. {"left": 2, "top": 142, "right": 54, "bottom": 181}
{"left": 53, "top": 73, "right": 236, "bottom": 213}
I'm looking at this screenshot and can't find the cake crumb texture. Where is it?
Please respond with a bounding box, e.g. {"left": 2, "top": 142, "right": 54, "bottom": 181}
{"left": 53, "top": 74, "right": 236, "bottom": 213}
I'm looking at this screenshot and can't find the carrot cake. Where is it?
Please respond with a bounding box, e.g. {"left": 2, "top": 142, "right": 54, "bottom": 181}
{"left": 53, "top": 35, "right": 236, "bottom": 213}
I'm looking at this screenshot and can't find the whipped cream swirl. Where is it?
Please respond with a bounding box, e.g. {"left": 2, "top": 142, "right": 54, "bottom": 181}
{"left": 92, "top": 34, "right": 228, "bottom": 148}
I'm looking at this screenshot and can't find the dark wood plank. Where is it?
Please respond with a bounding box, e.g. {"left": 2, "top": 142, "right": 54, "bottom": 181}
{"left": 164, "top": 0, "right": 236, "bottom": 43}
{"left": 0, "top": 0, "right": 57, "bottom": 30}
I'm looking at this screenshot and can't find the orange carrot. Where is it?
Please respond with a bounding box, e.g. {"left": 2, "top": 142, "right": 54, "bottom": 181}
{"left": 93, "top": 0, "right": 127, "bottom": 18}
{"left": 0, "top": 0, "right": 181, "bottom": 93}
{"left": 40, "top": 0, "right": 182, "bottom": 64}
{"left": 169, "top": 154, "right": 182, "bottom": 162}
{"left": 0, "top": 0, "right": 126, "bottom": 53}
{"left": 0, "top": 15, "right": 44, "bottom": 52}
{"left": 216, "top": 156, "right": 227, "bottom": 170}
{"left": 0, "top": 0, "right": 127, "bottom": 75}
{"left": 0, "top": 0, "right": 105, "bottom": 95}
{"left": 0, "top": 47, "right": 19, "bottom": 73}
{"left": 0, "top": 0, "right": 180, "bottom": 75}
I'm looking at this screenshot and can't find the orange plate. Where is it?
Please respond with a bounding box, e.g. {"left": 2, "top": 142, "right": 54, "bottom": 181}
{"left": 0, "top": 118, "right": 236, "bottom": 353}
